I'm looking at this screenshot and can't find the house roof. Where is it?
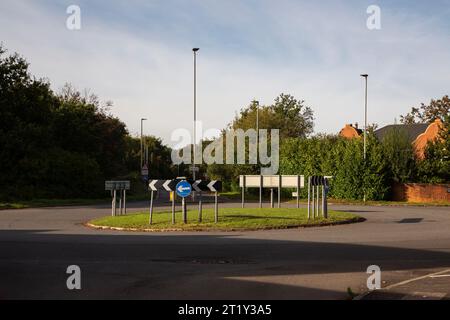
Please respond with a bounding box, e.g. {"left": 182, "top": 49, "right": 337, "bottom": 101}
{"left": 374, "top": 123, "right": 429, "bottom": 143}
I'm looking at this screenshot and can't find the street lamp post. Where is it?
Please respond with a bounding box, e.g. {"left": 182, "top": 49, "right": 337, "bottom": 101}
{"left": 193, "top": 48, "right": 199, "bottom": 184}
{"left": 360, "top": 74, "right": 368, "bottom": 160}
{"left": 140, "top": 118, "right": 147, "bottom": 169}
{"left": 255, "top": 100, "right": 259, "bottom": 163}
{"left": 360, "top": 74, "right": 368, "bottom": 204}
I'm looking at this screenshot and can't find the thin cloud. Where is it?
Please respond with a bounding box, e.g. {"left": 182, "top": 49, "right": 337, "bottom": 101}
{"left": 0, "top": 0, "right": 449, "bottom": 146}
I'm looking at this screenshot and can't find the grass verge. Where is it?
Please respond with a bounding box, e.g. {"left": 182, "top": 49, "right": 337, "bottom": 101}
{"left": 88, "top": 207, "right": 363, "bottom": 232}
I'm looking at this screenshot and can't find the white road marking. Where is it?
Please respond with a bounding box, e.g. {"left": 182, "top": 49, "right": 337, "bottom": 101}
{"left": 401, "top": 292, "right": 447, "bottom": 300}
{"left": 384, "top": 268, "right": 450, "bottom": 290}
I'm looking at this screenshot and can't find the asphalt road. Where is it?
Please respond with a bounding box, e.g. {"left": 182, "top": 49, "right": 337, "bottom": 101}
{"left": 0, "top": 200, "right": 449, "bottom": 300}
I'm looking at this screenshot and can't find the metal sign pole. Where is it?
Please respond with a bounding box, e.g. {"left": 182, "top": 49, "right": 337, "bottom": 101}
{"left": 259, "top": 175, "right": 263, "bottom": 209}
{"left": 307, "top": 177, "right": 311, "bottom": 219}
{"left": 172, "top": 192, "right": 176, "bottom": 224}
{"left": 198, "top": 191, "right": 203, "bottom": 223}
{"left": 113, "top": 189, "right": 117, "bottom": 217}
{"left": 242, "top": 176, "right": 246, "bottom": 208}
{"left": 119, "top": 190, "right": 123, "bottom": 216}
{"left": 149, "top": 190, "right": 154, "bottom": 224}
{"left": 214, "top": 192, "right": 218, "bottom": 223}
{"left": 324, "top": 178, "right": 329, "bottom": 219}
{"left": 278, "top": 175, "right": 281, "bottom": 208}
{"left": 123, "top": 190, "right": 127, "bottom": 215}
{"left": 111, "top": 190, "right": 114, "bottom": 217}
{"left": 321, "top": 185, "right": 325, "bottom": 219}
{"left": 312, "top": 179, "right": 315, "bottom": 219}
{"left": 270, "top": 189, "right": 274, "bottom": 208}
{"left": 297, "top": 175, "right": 300, "bottom": 209}
{"left": 316, "top": 185, "right": 320, "bottom": 218}
{"left": 182, "top": 197, "right": 187, "bottom": 224}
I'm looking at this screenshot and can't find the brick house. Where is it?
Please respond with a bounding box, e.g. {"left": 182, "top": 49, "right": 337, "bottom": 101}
{"left": 339, "top": 123, "right": 363, "bottom": 139}
{"left": 339, "top": 119, "right": 443, "bottom": 159}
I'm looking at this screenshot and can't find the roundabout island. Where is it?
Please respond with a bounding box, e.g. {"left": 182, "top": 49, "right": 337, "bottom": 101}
{"left": 87, "top": 207, "right": 363, "bottom": 232}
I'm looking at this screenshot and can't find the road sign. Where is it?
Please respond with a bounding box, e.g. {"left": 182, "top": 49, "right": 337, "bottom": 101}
{"left": 307, "top": 176, "right": 332, "bottom": 220}
{"left": 105, "top": 181, "right": 130, "bottom": 191}
{"left": 176, "top": 180, "right": 192, "bottom": 198}
{"left": 189, "top": 166, "right": 200, "bottom": 173}
{"left": 149, "top": 180, "right": 162, "bottom": 191}
{"left": 192, "top": 180, "right": 207, "bottom": 192}
{"left": 105, "top": 181, "right": 130, "bottom": 217}
{"left": 239, "top": 175, "right": 303, "bottom": 209}
{"left": 148, "top": 179, "right": 181, "bottom": 191}
{"left": 239, "top": 175, "right": 304, "bottom": 188}
{"left": 207, "top": 180, "right": 222, "bottom": 192}
{"left": 141, "top": 164, "right": 149, "bottom": 176}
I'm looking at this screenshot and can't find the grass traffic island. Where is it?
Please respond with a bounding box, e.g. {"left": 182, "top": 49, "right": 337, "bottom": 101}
{"left": 87, "top": 208, "right": 364, "bottom": 232}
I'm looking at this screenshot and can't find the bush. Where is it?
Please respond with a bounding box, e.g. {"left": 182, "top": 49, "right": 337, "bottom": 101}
{"left": 280, "top": 133, "right": 389, "bottom": 201}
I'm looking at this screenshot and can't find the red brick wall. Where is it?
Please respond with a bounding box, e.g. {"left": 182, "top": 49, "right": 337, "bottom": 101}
{"left": 392, "top": 183, "right": 450, "bottom": 203}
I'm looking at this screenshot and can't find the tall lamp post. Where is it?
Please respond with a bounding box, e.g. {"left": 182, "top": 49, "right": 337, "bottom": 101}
{"left": 193, "top": 48, "right": 200, "bottom": 183}
{"left": 255, "top": 100, "right": 259, "bottom": 164}
{"left": 140, "top": 118, "right": 147, "bottom": 169}
{"left": 360, "top": 74, "right": 368, "bottom": 160}
{"left": 360, "top": 74, "right": 368, "bottom": 204}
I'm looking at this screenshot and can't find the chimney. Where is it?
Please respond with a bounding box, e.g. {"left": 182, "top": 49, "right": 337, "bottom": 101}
{"left": 354, "top": 122, "right": 359, "bottom": 129}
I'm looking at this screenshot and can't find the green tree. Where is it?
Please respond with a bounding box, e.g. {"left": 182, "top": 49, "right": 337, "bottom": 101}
{"left": 400, "top": 95, "right": 450, "bottom": 124}
{"left": 381, "top": 127, "right": 417, "bottom": 183}
{"left": 231, "top": 94, "right": 314, "bottom": 139}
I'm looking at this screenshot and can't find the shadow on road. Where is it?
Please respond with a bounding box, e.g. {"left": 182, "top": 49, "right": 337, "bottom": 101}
{"left": 1, "top": 229, "right": 449, "bottom": 299}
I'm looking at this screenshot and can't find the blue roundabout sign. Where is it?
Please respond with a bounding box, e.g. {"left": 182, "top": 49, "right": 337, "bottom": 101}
{"left": 176, "top": 180, "right": 192, "bottom": 198}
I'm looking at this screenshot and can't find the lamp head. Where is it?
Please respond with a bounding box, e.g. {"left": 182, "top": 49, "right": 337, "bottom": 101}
{"left": 193, "top": 48, "right": 200, "bottom": 52}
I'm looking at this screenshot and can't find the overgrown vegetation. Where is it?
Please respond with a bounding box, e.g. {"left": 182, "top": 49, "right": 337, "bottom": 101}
{"left": 0, "top": 45, "right": 175, "bottom": 200}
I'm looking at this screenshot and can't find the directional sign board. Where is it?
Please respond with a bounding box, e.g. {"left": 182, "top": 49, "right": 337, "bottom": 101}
{"left": 192, "top": 180, "right": 223, "bottom": 192}
{"left": 149, "top": 179, "right": 181, "bottom": 191}
{"left": 192, "top": 180, "right": 208, "bottom": 192}
{"left": 105, "top": 181, "right": 130, "bottom": 191}
{"left": 176, "top": 180, "right": 192, "bottom": 198}
{"left": 310, "top": 176, "right": 333, "bottom": 186}
{"left": 207, "top": 180, "right": 222, "bottom": 192}
{"left": 239, "top": 175, "right": 304, "bottom": 188}
{"left": 149, "top": 180, "right": 163, "bottom": 191}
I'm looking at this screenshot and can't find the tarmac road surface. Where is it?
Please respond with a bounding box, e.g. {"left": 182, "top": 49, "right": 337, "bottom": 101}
{"left": 0, "top": 200, "right": 449, "bottom": 299}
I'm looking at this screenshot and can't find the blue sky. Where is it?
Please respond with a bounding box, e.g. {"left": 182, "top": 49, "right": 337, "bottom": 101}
{"left": 1, "top": 0, "right": 449, "bottom": 145}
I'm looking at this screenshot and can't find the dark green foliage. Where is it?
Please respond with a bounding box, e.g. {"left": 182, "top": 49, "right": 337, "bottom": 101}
{"left": 380, "top": 127, "right": 417, "bottom": 183}
{"left": 0, "top": 46, "right": 174, "bottom": 200}
{"left": 231, "top": 94, "right": 314, "bottom": 139}
{"left": 280, "top": 133, "right": 389, "bottom": 201}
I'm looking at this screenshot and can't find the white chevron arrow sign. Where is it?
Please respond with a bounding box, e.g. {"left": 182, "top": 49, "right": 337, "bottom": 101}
{"left": 149, "top": 180, "right": 158, "bottom": 191}
{"left": 192, "top": 180, "right": 202, "bottom": 192}
{"left": 207, "top": 180, "right": 218, "bottom": 192}
{"left": 163, "top": 180, "right": 172, "bottom": 191}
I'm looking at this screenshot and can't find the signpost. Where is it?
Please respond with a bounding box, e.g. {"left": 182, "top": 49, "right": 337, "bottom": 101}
{"left": 307, "top": 176, "right": 331, "bottom": 220}
{"left": 176, "top": 180, "right": 192, "bottom": 224}
{"left": 191, "top": 180, "right": 222, "bottom": 222}
{"left": 148, "top": 178, "right": 222, "bottom": 225}
{"left": 148, "top": 179, "right": 180, "bottom": 224}
{"left": 239, "top": 175, "right": 304, "bottom": 208}
{"left": 141, "top": 164, "right": 149, "bottom": 184}
{"left": 105, "top": 181, "right": 130, "bottom": 217}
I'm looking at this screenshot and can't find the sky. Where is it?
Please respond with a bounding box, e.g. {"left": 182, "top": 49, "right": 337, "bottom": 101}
{"left": 1, "top": 0, "right": 449, "bottom": 146}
